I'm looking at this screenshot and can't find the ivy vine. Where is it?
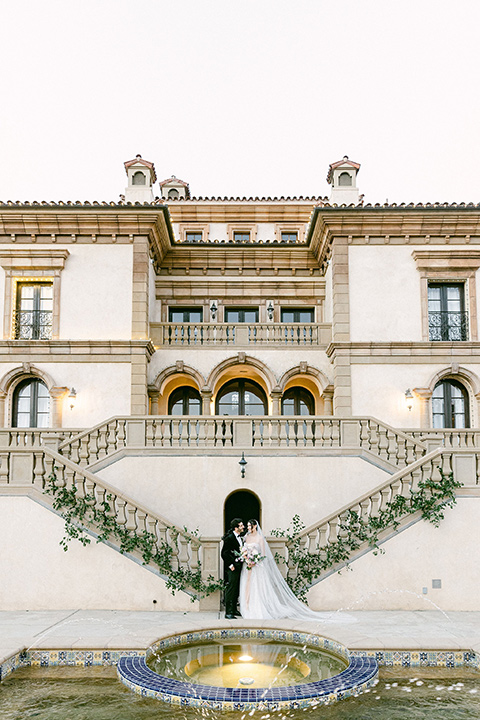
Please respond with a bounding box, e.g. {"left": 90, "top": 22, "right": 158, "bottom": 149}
{"left": 271, "top": 470, "right": 462, "bottom": 602}
{"left": 43, "top": 472, "right": 224, "bottom": 601}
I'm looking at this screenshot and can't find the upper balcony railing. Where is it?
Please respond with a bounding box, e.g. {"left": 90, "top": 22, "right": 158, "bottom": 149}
{"left": 428, "top": 311, "right": 469, "bottom": 341}
{"left": 151, "top": 323, "right": 332, "bottom": 347}
{"left": 13, "top": 310, "right": 53, "bottom": 340}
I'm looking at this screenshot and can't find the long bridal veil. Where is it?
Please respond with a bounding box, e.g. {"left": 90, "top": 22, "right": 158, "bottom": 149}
{"left": 247, "top": 524, "right": 324, "bottom": 620}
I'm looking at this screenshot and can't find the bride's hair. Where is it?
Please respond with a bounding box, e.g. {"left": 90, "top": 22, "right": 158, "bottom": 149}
{"left": 247, "top": 519, "right": 259, "bottom": 530}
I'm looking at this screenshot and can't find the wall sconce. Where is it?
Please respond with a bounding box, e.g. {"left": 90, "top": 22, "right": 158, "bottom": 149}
{"left": 267, "top": 302, "right": 274, "bottom": 321}
{"left": 69, "top": 387, "right": 77, "bottom": 410}
{"left": 404, "top": 388, "right": 414, "bottom": 412}
{"left": 210, "top": 301, "right": 218, "bottom": 320}
{"left": 239, "top": 452, "right": 247, "bottom": 478}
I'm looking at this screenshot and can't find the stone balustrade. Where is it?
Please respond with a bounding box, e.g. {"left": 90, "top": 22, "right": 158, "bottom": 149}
{"left": 56, "top": 416, "right": 427, "bottom": 468}
{"left": 404, "top": 428, "right": 480, "bottom": 450}
{"left": 0, "top": 446, "right": 220, "bottom": 600}
{"left": 150, "top": 322, "right": 332, "bottom": 347}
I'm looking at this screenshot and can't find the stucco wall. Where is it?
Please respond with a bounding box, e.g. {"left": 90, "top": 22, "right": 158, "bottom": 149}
{"left": 307, "top": 497, "right": 480, "bottom": 611}
{"left": 97, "top": 454, "right": 389, "bottom": 536}
{"left": 0, "top": 496, "right": 195, "bottom": 611}
{"left": 349, "top": 245, "right": 422, "bottom": 342}
{"left": 59, "top": 245, "right": 133, "bottom": 339}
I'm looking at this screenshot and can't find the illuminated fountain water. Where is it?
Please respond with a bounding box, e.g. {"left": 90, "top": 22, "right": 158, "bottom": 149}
{"left": 117, "top": 627, "right": 378, "bottom": 711}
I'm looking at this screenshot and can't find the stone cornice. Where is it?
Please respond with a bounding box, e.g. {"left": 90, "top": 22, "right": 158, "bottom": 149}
{"left": 307, "top": 206, "right": 480, "bottom": 273}
{"left": 327, "top": 340, "right": 480, "bottom": 360}
{"left": 0, "top": 247, "right": 70, "bottom": 270}
{"left": 0, "top": 339, "right": 156, "bottom": 361}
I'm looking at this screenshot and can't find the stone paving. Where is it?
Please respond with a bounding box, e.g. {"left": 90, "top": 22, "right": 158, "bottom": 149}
{"left": 1, "top": 609, "right": 480, "bottom": 666}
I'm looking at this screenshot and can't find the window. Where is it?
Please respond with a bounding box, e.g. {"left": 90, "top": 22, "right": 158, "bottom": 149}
{"left": 185, "top": 232, "right": 203, "bottom": 243}
{"left": 281, "top": 388, "right": 315, "bottom": 415}
{"left": 338, "top": 172, "right": 352, "bottom": 186}
{"left": 132, "top": 171, "right": 146, "bottom": 186}
{"left": 233, "top": 232, "right": 250, "bottom": 243}
{"left": 169, "top": 307, "right": 203, "bottom": 323}
{"left": 168, "top": 387, "right": 202, "bottom": 415}
{"left": 281, "top": 231, "right": 298, "bottom": 243}
{"left": 281, "top": 308, "right": 314, "bottom": 323}
{"left": 13, "top": 379, "right": 50, "bottom": 427}
{"left": 428, "top": 283, "right": 468, "bottom": 341}
{"left": 14, "top": 282, "right": 53, "bottom": 339}
{"left": 216, "top": 379, "right": 267, "bottom": 416}
{"left": 432, "top": 379, "right": 469, "bottom": 428}
{"left": 168, "top": 188, "right": 179, "bottom": 199}
{"left": 224, "top": 307, "right": 259, "bottom": 323}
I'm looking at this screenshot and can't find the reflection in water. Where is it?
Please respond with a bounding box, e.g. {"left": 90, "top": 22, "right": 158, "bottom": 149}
{"left": 147, "top": 640, "right": 346, "bottom": 688}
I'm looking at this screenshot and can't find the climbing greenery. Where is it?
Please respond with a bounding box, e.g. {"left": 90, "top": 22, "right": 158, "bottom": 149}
{"left": 271, "top": 470, "right": 462, "bottom": 602}
{"left": 43, "top": 472, "right": 224, "bottom": 601}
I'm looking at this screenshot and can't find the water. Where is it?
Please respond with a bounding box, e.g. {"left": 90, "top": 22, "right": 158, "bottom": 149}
{"left": 1, "top": 666, "right": 479, "bottom": 719}
{"left": 147, "top": 640, "right": 346, "bottom": 688}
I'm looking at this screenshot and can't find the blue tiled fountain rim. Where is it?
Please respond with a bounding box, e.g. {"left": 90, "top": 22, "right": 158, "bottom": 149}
{"left": 117, "top": 627, "right": 379, "bottom": 709}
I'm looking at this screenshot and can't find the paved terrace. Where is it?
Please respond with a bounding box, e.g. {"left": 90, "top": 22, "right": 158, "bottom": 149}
{"left": 1, "top": 610, "right": 480, "bottom": 666}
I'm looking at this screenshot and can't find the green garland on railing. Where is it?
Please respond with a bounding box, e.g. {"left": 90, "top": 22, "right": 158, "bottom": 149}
{"left": 43, "top": 473, "right": 224, "bottom": 601}
{"left": 271, "top": 470, "right": 462, "bottom": 602}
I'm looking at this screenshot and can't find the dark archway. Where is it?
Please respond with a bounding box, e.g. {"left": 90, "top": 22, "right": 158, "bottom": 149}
{"left": 224, "top": 490, "right": 261, "bottom": 536}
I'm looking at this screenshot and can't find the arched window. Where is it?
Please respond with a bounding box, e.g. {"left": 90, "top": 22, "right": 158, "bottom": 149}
{"left": 432, "top": 379, "right": 470, "bottom": 428}
{"left": 338, "top": 172, "right": 352, "bottom": 186}
{"left": 216, "top": 379, "right": 267, "bottom": 416}
{"left": 168, "top": 188, "right": 179, "bottom": 199}
{"left": 168, "top": 387, "right": 202, "bottom": 415}
{"left": 132, "top": 171, "right": 146, "bottom": 186}
{"left": 12, "top": 378, "right": 50, "bottom": 427}
{"left": 281, "top": 387, "right": 315, "bottom": 415}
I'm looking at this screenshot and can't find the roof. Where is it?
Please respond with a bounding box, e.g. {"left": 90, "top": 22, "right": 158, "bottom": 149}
{"left": 159, "top": 175, "right": 190, "bottom": 188}
{"left": 124, "top": 155, "right": 157, "bottom": 183}
{"left": 326, "top": 156, "right": 361, "bottom": 184}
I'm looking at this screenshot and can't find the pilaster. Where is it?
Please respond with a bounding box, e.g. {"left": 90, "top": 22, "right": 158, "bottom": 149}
{"left": 331, "top": 237, "right": 352, "bottom": 416}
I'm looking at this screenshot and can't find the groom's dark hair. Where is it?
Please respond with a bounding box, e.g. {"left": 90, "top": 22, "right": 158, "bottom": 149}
{"left": 230, "top": 518, "right": 243, "bottom": 531}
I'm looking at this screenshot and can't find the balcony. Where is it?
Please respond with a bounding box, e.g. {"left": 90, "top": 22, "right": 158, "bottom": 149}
{"left": 13, "top": 310, "right": 53, "bottom": 340}
{"left": 428, "top": 311, "right": 469, "bottom": 341}
{"left": 151, "top": 322, "right": 332, "bottom": 347}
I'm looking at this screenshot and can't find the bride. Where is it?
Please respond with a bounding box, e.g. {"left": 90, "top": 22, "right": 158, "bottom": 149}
{"left": 239, "top": 519, "right": 323, "bottom": 620}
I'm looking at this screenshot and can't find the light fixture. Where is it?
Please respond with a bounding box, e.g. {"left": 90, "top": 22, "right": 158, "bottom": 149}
{"left": 404, "top": 388, "right": 414, "bottom": 412}
{"left": 210, "top": 301, "right": 218, "bottom": 320}
{"left": 267, "top": 301, "right": 274, "bottom": 321}
{"left": 68, "top": 387, "right": 77, "bottom": 410}
{"left": 239, "top": 452, "right": 247, "bottom": 478}
{"left": 239, "top": 655, "right": 253, "bottom": 662}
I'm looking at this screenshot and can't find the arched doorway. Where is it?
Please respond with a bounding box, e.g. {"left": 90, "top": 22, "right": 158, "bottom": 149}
{"left": 216, "top": 379, "right": 267, "bottom": 415}
{"left": 224, "top": 490, "right": 261, "bottom": 536}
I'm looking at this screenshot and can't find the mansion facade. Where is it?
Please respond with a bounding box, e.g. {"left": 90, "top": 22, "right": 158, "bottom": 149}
{"left": 1, "top": 156, "right": 479, "bottom": 613}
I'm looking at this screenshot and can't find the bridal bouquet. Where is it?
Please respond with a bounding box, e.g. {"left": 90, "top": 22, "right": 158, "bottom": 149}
{"left": 235, "top": 544, "right": 266, "bottom": 570}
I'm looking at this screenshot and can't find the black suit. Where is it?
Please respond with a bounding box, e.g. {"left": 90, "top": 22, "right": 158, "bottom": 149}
{"left": 221, "top": 531, "right": 243, "bottom": 615}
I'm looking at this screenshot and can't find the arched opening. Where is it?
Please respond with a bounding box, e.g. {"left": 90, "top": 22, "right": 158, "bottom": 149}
{"left": 132, "top": 171, "right": 146, "bottom": 186}
{"left": 216, "top": 379, "right": 267, "bottom": 415}
{"left": 12, "top": 378, "right": 50, "bottom": 427}
{"left": 281, "top": 387, "right": 315, "bottom": 415}
{"left": 168, "top": 386, "right": 202, "bottom": 415}
{"left": 168, "top": 188, "right": 179, "bottom": 199}
{"left": 432, "top": 378, "right": 470, "bottom": 428}
{"left": 338, "top": 171, "right": 352, "bottom": 187}
{"left": 224, "top": 490, "right": 261, "bottom": 537}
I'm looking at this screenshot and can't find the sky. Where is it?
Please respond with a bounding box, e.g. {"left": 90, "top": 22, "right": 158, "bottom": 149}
{"left": 1, "top": 0, "right": 480, "bottom": 204}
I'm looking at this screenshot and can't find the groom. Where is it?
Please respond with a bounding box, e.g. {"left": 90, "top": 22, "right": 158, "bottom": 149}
{"left": 221, "top": 517, "right": 244, "bottom": 619}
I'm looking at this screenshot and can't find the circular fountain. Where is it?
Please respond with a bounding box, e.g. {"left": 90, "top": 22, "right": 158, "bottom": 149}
{"left": 117, "top": 627, "right": 378, "bottom": 711}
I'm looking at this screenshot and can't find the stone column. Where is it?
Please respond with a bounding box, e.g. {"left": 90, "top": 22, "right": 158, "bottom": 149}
{"left": 322, "top": 385, "right": 334, "bottom": 416}
{"left": 50, "top": 387, "right": 68, "bottom": 428}
{"left": 413, "top": 387, "right": 432, "bottom": 429}
{"left": 148, "top": 387, "right": 160, "bottom": 415}
{"left": 270, "top": 386, "right": 282, "bottom": 415}
{"left": 201, "top": 387, "right": 213, "bottom": 415}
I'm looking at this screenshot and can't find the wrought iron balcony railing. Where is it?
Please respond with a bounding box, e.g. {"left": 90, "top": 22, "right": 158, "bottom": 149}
{"left": 428, "top": 311, "right": 469, "bottom": 341}
{"left": 151, "top": 322, "right": 332, "bottom": 347}
{"left": 13, "top": 310, "right": 53, "bottom": 340}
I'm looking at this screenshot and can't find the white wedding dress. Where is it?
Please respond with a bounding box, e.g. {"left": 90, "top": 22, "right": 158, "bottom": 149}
{"left": 238, "top": 525, "right": 324, "bottom": 620}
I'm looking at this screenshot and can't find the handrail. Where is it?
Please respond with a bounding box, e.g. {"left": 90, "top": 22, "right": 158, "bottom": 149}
{"left": 56, "top": 415, "right": 427, "bottom": 468}
{"left": 150, "top": 322, "right": 332, "bottom": 347}
{"left": 403, "top": 428, "right": 480, "bottom": 448}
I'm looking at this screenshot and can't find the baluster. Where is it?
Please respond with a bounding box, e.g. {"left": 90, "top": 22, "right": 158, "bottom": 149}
{"left": 337, "top": 512, "right": 349, "bottom": 540}
{"left": 304, "top": 419, "right": 313, "bottom": 448}
{"left": 136, "top": 510, "right": 147, "bottom": 537}
{"left": 215, "top": 420, "right": 225, "bottom": 447}
{"left": 171, "top": 419, "right": 181, "bottom": 447}
{"left": 169, "top": 529, "right": 180, "bottom": 570}
{"left": 190, "top": 541, "right": 200, "bottom": 572}
{"left": 317, "top": 525, "right": 328, "bottom": 559}
{"left": 359, "top": 498, "right": 370, "bottom": 521}
{"left": 396, "top": 437, "right": 407, "bottom": 467}
{"left": 410, "top": 466, "right": 423, "bottom": 493}
{"left": 78, "top": 437, "right": 89, "bottom": 467}
{"left": 205, "top": 419, "right": 215, "bottom": 448}
{"left": 116, "top": 500, "right": 128, "bottom": 526}
{"left": 33, "top": 452, "right": 45, "bottom": 488}
{"left": 105, "top": 421, "right": 116, "bottom": 454}
{"left": 307, "top": 531, "right": 317, "bottom": 553}
{"left": 359, "top": 419, "right": 369, "bottom": 449}
{"left": 118, "top": 420, "right": 127, "bottom": 449}
{"left": 97, "top": 427, "right": 108, "bottom": 459}
{"left": 84, "top": 476, "right": 96, "bottom": 504}
{"left": 105, "top": 493, "right": 117, "bottom": 518}
{"left": 331, "top": 420, "right": 341, "bottom": 448}
{"left": 269, "top": 419, "right": 279, "bottom": 447}
{"left": 177, "top": 534, "right": 190, "bottom": 569}
{"left": 163, "top": 419, "right": 172, "bottom": 447}
{"left": 327, "top": 518, "right": 339, "bottom": 543}
{"left": 69, "top": 439, "right": 80, "bottom": 465}
{"left": 369, "top": 493, "right": 381, "bottom": 517}
{"left": 279, "top": 419, "right": 288, "bottom": 447}
{"left": 368, "top": 421, "right": 379, "bottom": 456}
{"left": 0, "top": 453, "right": 9, "bottom": 484}
{"left": 377, "top": 425, "right": 389, "bottom": 461}
{"left": 89, "top": 430, "right": 100, "bottom": 463}
{"left": 64, "top": 464, "right": 76, "bottom": 491}
{"left": 405, "top": 440, "right": 417, "bottom": 465}
{"left": 225, "top": 420, "right": 234, "bottom": 446}
{"left": 146, "top": 419, "right": 155, "bottom": 447}
{"left": 380, "top": 487, "right": 391, "bottom": 512}
{"left": 387, "top": 431, "right": 397, "bottom": 465}
{"left": 125, "top": 504, "right": 137, "bottom": 532}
